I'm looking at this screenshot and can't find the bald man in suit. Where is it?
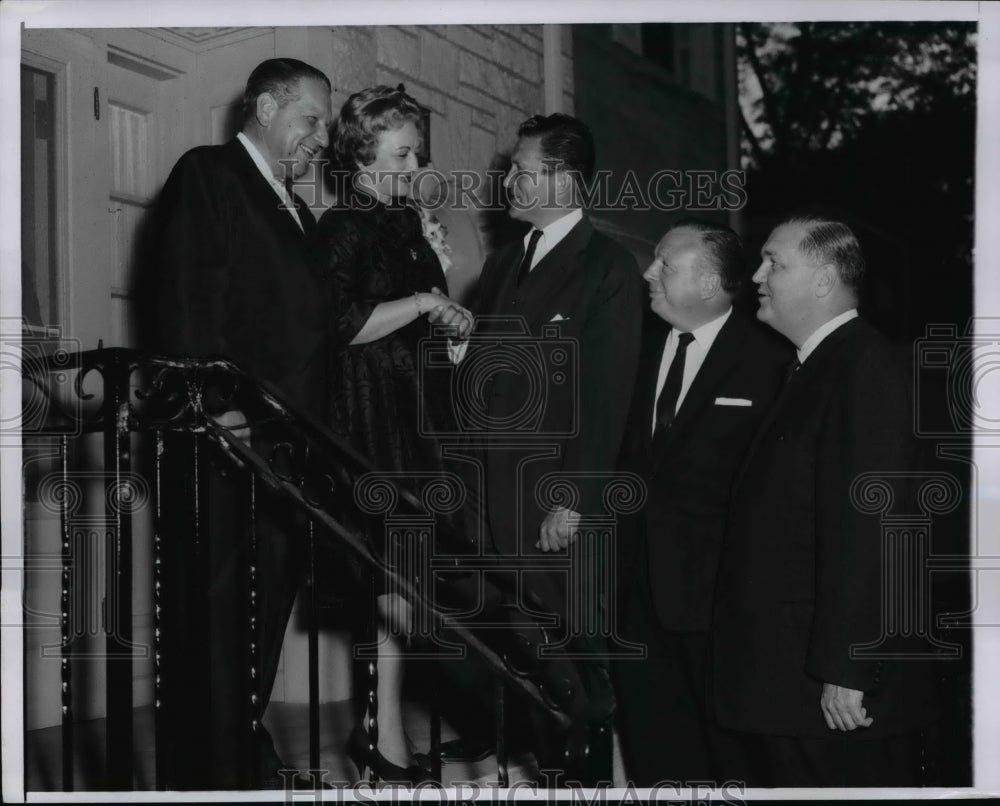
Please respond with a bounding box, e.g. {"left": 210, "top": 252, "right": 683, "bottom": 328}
{"left": 152, "top": 58, "right": 332, "bottom": 788}
{"left": 712, "top": 215, "right": 937, "bottom": 787}
{"left": 614, "top": 220, "right": 789, "bottom": 785}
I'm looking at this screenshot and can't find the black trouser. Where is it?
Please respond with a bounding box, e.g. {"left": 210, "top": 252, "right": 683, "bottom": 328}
{"left": 163, "top": 435, "right": 304, "bottom": 788}
{"left": 756, "top": 730, "right": 927, "bottom": 788}
{"left": 614, "top": 587, "right": 758, "bottom": 787}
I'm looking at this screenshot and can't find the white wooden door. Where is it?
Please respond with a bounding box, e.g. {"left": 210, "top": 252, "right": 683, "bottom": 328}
{"left": 20, "top": 28, "right": 195, "bottom": 734}
{"left": 21, "top": 28, "right": 196, "bottom": 351}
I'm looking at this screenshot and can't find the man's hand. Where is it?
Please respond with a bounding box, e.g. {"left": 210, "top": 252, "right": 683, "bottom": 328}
{"left": 428, "top": 303, "right": 473, "bottom": 339}
{"left": 536, "top": 507, "right": 582, "bottom": 552}
{"left": 210, "top": 409, "right": 251, "bottom": 446}
{"left": 821, "top": 683, "right": 873, "bottom": 731}
{"left": 427, "top": 286, "right": 473, "bottom": 339}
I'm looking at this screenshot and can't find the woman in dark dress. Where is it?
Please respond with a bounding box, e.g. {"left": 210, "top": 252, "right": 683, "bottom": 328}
{"left": 318, "top": 85, "right": 472, "bottom": 782}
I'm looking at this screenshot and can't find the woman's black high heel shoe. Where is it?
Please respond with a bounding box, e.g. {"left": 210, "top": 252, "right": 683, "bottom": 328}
{"left": 346, "top": 725, "right": 435, "bottom": 785}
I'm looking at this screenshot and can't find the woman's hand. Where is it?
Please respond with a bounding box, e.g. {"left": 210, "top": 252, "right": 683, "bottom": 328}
{"left": 351, "top": 289, "right": 471, "bottom": 346}
{"left": 413, "top": 290, "right": 453, "bottom": 315}
{"left": 420, "top": 287, "right": 473, "bottom": 340}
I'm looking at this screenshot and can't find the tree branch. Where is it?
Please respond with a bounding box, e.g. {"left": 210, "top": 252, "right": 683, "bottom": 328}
{"left": 739, "top": 106, "right": 768, "bottom": 168}
{"left": 740, "top": 22, "right": 784, "bottom": 157}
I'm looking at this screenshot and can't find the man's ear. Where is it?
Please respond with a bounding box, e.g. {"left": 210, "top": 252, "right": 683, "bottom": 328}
{"left": 554, "top": 169, "right": 572, "bottom": 200}
{"left": 701, "top": 270, "right": 721, "bottom": 300}
{"left": 814, "top": 264, "right": 838, "bottom": 298}
{"left": 255, "top": 92, "right": 277, "bottom": 127}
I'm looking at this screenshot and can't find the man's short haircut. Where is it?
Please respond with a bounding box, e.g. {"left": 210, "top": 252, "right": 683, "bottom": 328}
{"left": 670, "top": 217, "right": 745, "bottom": 294}
{"left": 516, "top": 113, "right": 595, "bottom": 192}
{"left": 779, "top": 213, "right": 866, "bottom": 289}
{"left": 331, "top": 85, "right": 423, "bottom": 172}
{"left": 243, "top": 58, "right": 331, "bottom": 124}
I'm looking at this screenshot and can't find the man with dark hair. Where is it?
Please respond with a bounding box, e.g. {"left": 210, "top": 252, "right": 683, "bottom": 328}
{"left": 476, "top": 111, "right": 643, "bottom": 573}
{"left": 152, "top": 57, "right": 332, "bottom": 789}
{"left": 712, "top": 215, "right": 937, "bottom": 786}
{"left": 614, "top": 219, "right": 790, "bottom": 785}
{"left": 242, "top": 57, "right": 331, "bottom": 124}
{"left": 514, "top": 112, "right": 595, "bottom": 193}
{"left": 449, "top": 113, "right": 643, "bottom": 771}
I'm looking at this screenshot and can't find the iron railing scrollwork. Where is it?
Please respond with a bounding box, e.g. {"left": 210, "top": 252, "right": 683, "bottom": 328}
{"left": 23, "top": 347, "right": 613, "bottom": 790}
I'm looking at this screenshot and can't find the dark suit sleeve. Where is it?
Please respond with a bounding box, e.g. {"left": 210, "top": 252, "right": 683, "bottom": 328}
{"left": 563, "top": 248, "right": 644, "bottom": 514}
{"left": 467, "top": 252, "right": 498, "bottom": 318}
{"left": 154, "top": 152, "right": 234, "bottom": 356}
{"left": 319, "top": 210, "right": 377, "bottom": 348}
{"left": 807, "top": 342, "right": 914, "bottom": 691}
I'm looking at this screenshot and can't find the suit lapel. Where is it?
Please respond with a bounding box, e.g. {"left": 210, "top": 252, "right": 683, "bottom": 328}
{"left": 227, "top": 139, "right": 312, "bottom": 246}
{"left": 733, "top": 317, "right": 864, "bottom": 490}
{"left": 515, "top": 217, "right": 594, "bottom": 324}
{"left": 291, "top": 188, "right": 317, "bottom": 234}
{"left": 650, "top": 315, "right": 745, "bottom": 469}
{"left": 490, "top": 243, "right": 522, "bottom": 314}
{"left": 526, "top": 217, "right": 593, "bottom": 278}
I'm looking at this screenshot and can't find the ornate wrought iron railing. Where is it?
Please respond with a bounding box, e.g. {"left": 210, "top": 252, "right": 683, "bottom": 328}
{"left": 22, "top": 347, "right": 622, "bottom": 791}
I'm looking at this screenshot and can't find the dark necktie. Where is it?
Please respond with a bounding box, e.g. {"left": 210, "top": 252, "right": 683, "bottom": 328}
{"left": 516, "top": 229, "right": 543, "bottom": 286}
{"left": 654, "top": 331, "right": 695, "bottom": 435}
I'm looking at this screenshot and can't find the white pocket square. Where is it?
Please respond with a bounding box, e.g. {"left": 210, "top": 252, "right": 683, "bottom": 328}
{"left": 715, "top": 397, "right": 752, "bottom": 407}
{"left": 549, "top": 314, "right": 570, "bottom": 322}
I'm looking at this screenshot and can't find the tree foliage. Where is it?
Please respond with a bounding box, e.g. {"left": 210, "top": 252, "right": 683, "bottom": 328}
{"left": 738, "top": 22, "right": 977, "bottom": 165}
{"left": 737, "top": 22, "right": 977, "bottom": 336}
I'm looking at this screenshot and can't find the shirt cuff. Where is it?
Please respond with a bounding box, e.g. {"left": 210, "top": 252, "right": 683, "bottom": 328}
{"left": 447, "top": 338, "right": 469, "bottom": 364}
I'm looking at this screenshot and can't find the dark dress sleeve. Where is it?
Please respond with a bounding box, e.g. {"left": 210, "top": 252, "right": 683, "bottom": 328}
{"left": 318, "top": 208, "right": 379, "bottom": 347}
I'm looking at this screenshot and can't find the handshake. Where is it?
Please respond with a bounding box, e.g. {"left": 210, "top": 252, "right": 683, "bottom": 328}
{"left": 416, "top": 286, "right": 473, "bottom": 340}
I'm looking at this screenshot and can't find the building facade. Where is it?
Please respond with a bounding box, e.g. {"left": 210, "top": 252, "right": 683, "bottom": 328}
{"left": 19, "top": 23, "right": 735, "bottom": 737}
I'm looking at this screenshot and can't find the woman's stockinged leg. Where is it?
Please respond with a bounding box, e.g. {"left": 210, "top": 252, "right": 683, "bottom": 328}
{"left": 369, "top": 593, "right": 415, "bottom": 767}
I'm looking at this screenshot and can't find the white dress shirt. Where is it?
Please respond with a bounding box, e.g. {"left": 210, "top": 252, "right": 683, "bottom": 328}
{"left": 651, "top": 307, "right": 733, "bottom": 435}
{"left": 521, "top": 208, "right": 584, "bottom": 273}
{"left": 797, "top": 308, "right": 859, "bottom": 364}
{"left": 236, "top": 132, "right": 303, "bottom": 231}
{"left": 450, "top": 208, "right": 585, "bottom": 364}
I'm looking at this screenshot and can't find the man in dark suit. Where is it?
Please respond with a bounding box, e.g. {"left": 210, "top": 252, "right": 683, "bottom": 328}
{"left": 613, "top": 220, "right": 789, "bottom": 786}
{"left": 475, "top": 113, "right": 643, "bottom": 566}
{"left": 151, "top": 58, "right": 332, "bottom": 788}
{"left": 447, "top": 114, "right": 643, "bottom": 766}
{"left": 712, "top": 215, "right": 936, "bottom": 787}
